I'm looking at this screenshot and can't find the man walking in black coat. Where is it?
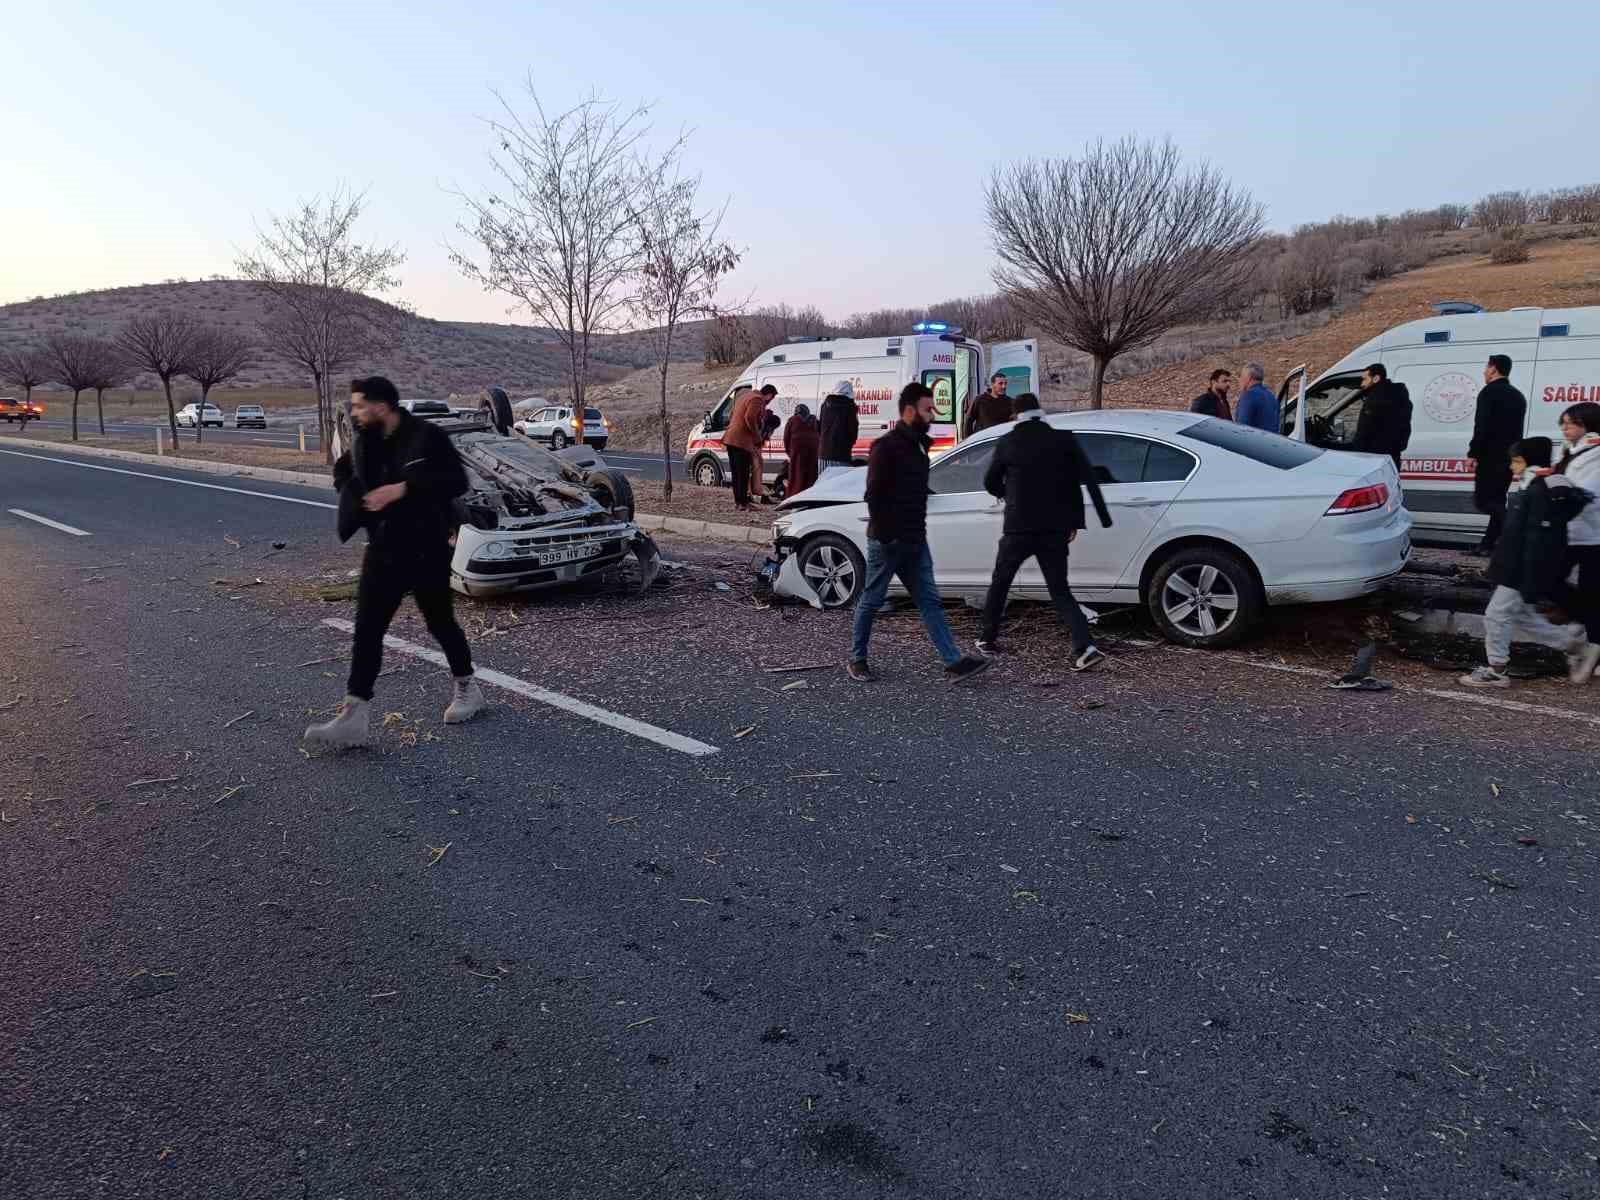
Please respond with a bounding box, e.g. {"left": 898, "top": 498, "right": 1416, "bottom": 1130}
{"left": 818, "top": 380, "right": 860, "bottom": 472}
{"left": 1351, "top": 363, "right": 1413, "bottom": 469}
{"left": 1467, "top": 354, "right": 1528, "bottom": 554}
{"left": 306, "top": 376, "right": 485, "bottom": 748}
{"left": 976, "top": 394, "right": 1113, "bottom": 672}
{"left": 961, "top": 372, "right": 1014, "bottom": 439}
{"left": 848, "top": 383, "right": 991, "bottom": 684}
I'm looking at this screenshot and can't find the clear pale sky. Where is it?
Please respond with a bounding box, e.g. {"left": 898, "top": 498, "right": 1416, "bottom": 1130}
{"left": 4, "top": 0, "right": 1596, "bottom": 325}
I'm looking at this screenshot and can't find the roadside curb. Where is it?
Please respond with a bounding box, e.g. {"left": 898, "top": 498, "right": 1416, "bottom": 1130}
{"left": 635, "top": 512, "right": 770, "bottom": 545}
{"left": 7, "top": 437, "right": 773, "bottom": 546}
{"left": 2, "top": 438, "right": 332, "bottom": 488}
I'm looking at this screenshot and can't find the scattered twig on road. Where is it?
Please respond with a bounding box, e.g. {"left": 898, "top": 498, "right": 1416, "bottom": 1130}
{"left": 733, "top": 725, "right": 756, "bottom": 739}
{"left": 788, "top": 771, "right": 841, "bottom": 781}
{"left": 294, "top": 657, "right": 335, "bottom": 668}
{"left": 211, "top": 578, "right": 265, "bottom": 588}
{"left": 679, "top": 897, "right": 713, "bottom": 905}
{"left": 425, "top": 842, "right": 452, "bottom": 867}
{"left": 0, "top": 695, "right": 21, "bottom": 713}
{"left": 211, "top": 784, "right": 250, "bottom": 807}
{"left": 625, "top": 1016, "right": 659, "bottom": 1030}
{"left": 762, "top": 663, "right": 833, "bottom": 674}
{"left": 222, "top": 710, "right": 255, "bottom": 729}
{"left": 370, "top": 990, "right": 398, "bottom": 1000}
{"left": 780, "top": 680, "right": 808, "bottom": 692}
{"left": 1474, "top": 871, "right": 1519, "bottom": 890}
{"left": 126, "top": 776, "right": 180, "bottom": 790}
{"left": 1341, "top": 890, "right": 1372, "bottom": 899}
{"left": 1064, "top": 1011, "right": 1090, "bottom": 1024}
{"left": 224, "top": 534, "right": 241, "bottom": 548}
{"left": 466, "top": 966, "right": 511, "bottom": 980}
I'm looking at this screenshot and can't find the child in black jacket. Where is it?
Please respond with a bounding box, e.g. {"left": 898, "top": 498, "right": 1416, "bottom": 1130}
{"left": 1461, "top": 437, "right": 1592, "bottom": 688}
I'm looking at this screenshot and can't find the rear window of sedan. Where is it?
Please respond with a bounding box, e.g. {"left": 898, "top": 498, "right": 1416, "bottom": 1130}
{"left": 1177, "top": 418, "right": 1326, "bottom": 469}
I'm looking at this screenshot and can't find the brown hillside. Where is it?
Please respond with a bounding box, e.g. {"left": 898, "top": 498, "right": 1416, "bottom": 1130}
{"left": 0, "top": 280, "right": 705, "bottom": 396}
{"left": 1102, "top": 236, "right": 1600, "bottom": 409}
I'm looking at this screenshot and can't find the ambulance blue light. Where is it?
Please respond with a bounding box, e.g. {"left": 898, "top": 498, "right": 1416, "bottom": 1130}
{"left": 913, "top": 320, "right": 962, "bottom": 336}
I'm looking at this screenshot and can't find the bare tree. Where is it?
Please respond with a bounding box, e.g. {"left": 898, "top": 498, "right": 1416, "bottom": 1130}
{"left": 0, "top": 343, "right": 50, "bottom": 407}
{"left": 630, "top": 164, "right": 740, "bottom": 499}
{"left": 1473, "top": 191, "right": 1529, "bottom": 231}
{"left": 185, "top": 326, "right": 253, "bottom": 443}
{"left": 702, "top": 314, "right": 748, "bottom": 366}
{"left": 454, "top": 85, "right": 670, "bottom": 436}
{"left": 85, "top": 338, "right": 131, "bottom": 436}
{"left": 987, "top": 138, "right": 1264, "bottom": 408}
{"left": 1276, "top": 234, "right": 1340, "bottom": 315}
{"left": 237, "top": 189, "right": 406, "bottom": 463}
{"left": 119, "top": 310, "right": 201, "bottom": 445}
{"left": 741, "top": 303, "right": 834, "bottom": 349}
{"left": 43, "top": 333, "right": 102, "bottom": 441}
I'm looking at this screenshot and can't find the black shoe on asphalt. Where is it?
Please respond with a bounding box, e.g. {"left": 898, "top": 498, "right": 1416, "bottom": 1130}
{"left": 1071, "top": 645, "right": 1107, "bottom": 673}
{"left": 944, "top": 655, "right": 992, "bottom": 684}
{"left": 846, "top": 660, "right": 874, "bottom": 683}
{"left": 975, "top": 639, "right": 1002, "bottom": 657}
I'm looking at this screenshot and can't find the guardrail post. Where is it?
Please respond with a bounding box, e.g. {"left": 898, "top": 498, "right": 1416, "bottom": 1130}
{"left": 298, "top": 424, "right": 305, "bottom": 453}
{"left": 155, "top": 427, "right": 165, "bottom": 456}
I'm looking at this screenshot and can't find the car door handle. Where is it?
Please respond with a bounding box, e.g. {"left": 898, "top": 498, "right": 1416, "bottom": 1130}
{"left": 1120, "top": 496, "right": 1164, "bottom": 508}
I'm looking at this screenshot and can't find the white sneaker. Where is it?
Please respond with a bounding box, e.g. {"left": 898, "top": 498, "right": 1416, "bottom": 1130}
{"left": 1459, "top": 666, "right": 1512, "bottom": 689}
{"left": 444, "top": 676, "right": 487, "bottom": 723}
{"left": 1570, "top": 643, "right": 1600, "bottom": 686}
{"left": 1071, "top": 646, "right": 1106, "bottom": 673}
{"left": 304, "top": 696, "right": 371, "bottom": 747}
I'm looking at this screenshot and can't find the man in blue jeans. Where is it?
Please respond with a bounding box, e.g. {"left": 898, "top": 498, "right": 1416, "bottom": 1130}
{"left": 848, "top": 382, "right": 991, "bottom": 684}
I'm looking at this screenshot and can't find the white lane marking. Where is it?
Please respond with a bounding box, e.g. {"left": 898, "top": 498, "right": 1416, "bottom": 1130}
{"left": 1208, "top": 651, "right": 1600, "bottom": 729}
{"left": 321, "top": 618, "right": 720, "bottom": 756}
{"left": 7, "top": 508, "right": 91, "bottom": 536}
{"left": 0, "top": 448, "right": 335, "bottom": 509}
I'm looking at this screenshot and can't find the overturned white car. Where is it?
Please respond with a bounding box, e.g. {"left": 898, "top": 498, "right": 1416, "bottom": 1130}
{"left": 333, "top": 401, "right": 659, "bottom": 598}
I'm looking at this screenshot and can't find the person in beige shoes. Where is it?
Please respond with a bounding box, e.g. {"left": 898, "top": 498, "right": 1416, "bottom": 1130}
{"left": 305, "top": 376, "right": 486, "bottom": 748}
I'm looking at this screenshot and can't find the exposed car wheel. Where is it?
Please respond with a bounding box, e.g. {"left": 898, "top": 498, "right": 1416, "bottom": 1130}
{"left": 692, "top": 455, "right": 723, "bottom": 487}
{"left": 551, "top": 430, "right": 568, "bottom": 450}
{"left": 1145, "top": 545, "right": 1262, "bottom": 648}
{"left": 586, "top": 467, "right": 636, "bottom": 523}
{"left": 796, "top": 534, "right": 864, "bottom": 609}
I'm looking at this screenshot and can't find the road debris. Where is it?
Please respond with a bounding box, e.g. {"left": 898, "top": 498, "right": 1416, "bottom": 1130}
{"left": 222, "top": 710, "right": 255, "bottom": 729}
{"left": 1474, "top": 870, "right": 1519, "bottom": 890}
{"left": 625, "top": 1016, "right": 659, "bottom": 1030}
{"left": 1516, "top": 836, "right": 1539, "bottom": 847}
{"left": 211, "top": 784, "right": 250, "bottom": 807}
{"left": 733, "top": 725, "right": 756, "bottom": 739}
{"left": 1064, "top": 1011, "right": 1091, "bottom": 1024}
{"left": 125, "top": 776, "right": 180, "bottom": 790}
{"left": 780, "top": 680, "right": 808, "bottom": 692}
{"left": 294, "top": 657, "right": 336, "bottom": 668}
{"left": 763, "top": 663, "right": 833, "bottom": 674}
{"left": 0, "top": 695, "right": 22, "bottom": 712}
{"left": 1329, "top": 642, "right": 1391, "bottom": 691}
{"left": 425, "top": 842, "right": 453, "bottom": 867}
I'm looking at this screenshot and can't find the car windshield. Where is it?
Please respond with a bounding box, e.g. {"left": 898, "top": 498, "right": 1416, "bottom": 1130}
{"left": 1176, "top": 418, "right": 1326, "bottom": 469}
{"left": 584, "top": 408, "right": 603, "bottom": 421}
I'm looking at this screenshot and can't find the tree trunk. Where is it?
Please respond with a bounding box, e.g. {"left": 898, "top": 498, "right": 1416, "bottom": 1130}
{"left": 163, "top": 377, "right": 179, "bottom": 447}
{"left": 659, "top": 325, "right": 674, "bottom": 502}
{"left": 196, "top": 383, "right": 207, "bottom": 443}
{"left": 1088, "top": 355, "right": 1109, "bottom": 411}
{"left": 95, "top": 388, "right": 105, "bottom": 435}
{"left": 71, "top": 389, "right": 81, "bottom": 441}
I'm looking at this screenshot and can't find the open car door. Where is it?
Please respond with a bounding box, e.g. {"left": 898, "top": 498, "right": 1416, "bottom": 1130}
{"left": 986, "top": 339, "right": 1038, "bottom": 397}
{"left": 1278, "top": 364, "right": 1308, "bottom": 441}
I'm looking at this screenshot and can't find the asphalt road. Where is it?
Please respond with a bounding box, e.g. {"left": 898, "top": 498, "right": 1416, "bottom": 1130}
{"left": 2, "top": 444, "right": 1598, "bottom": 1199}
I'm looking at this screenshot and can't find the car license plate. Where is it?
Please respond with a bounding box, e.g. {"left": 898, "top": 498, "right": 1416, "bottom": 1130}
{"left": 535, "top": 543, "right": 601, "bottom": 566}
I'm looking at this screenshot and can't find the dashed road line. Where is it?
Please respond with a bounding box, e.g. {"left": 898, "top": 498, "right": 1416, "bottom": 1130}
{"left": 7, "top": 508, "right": 91, "bottom": 536}
{"left": 320, "top": 618, "right": 720, "bottom": 756}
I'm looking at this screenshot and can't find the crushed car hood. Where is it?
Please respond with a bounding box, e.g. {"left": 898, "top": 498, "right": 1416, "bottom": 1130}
{"left": 777, "top": 464, "right": 866, "bottom": 510}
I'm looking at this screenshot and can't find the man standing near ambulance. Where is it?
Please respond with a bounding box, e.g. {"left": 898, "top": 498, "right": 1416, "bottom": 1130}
{"left": 1467, "top": 354, "right": 1527, "bottom": 555}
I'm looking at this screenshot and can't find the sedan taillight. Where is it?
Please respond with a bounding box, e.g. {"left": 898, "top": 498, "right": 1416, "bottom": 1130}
{"left": 1326, "top": 483, "right": 1389, "bottom": 515}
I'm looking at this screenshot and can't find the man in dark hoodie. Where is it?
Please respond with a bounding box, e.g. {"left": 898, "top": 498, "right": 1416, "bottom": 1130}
{"left": 975, "top": 394, "right": 1113, "bottom": 671}
{"left": 818, "top": 380, "right": 859, "bottom": 472}
{"left": 1467, "top": 353, "right": 1528, "bottom": 554}
{"left": 305, "top": 376, "right": 484, "bottom": 748}
{"left": 961, "top": 372, "right": 1014, "bottom": 440}
{"left": 1351, "top": 363, "right": 1413, "bottom": 468}
{"left": 1189, "top": 369, "right": 1234, "bottom": 420}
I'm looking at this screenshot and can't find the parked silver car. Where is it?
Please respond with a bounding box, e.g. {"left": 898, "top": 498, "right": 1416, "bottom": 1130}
{"left": 234, "top": 404, "right": 267, "bottom": 429}
{"left": 513, "top": 404, "right": 609, "bottom": 451}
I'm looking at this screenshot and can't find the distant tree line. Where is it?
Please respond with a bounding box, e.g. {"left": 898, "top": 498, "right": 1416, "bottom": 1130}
{"left": 0, "top": 316, "right": 252, "bottom": 443}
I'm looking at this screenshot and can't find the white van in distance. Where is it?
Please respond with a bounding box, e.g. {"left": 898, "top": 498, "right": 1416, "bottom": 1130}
{"left": 1281, "top": 304, "right": 1599, "bottom": 542}
{"left": 684, "top": 322, "right": 1037, "bottom": 490}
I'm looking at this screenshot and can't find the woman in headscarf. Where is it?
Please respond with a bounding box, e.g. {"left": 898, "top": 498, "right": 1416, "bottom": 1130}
{"left": 1554, "top": 401, "right": 1600, "bottom": 683}
{"left": 783, "top": 403, "right": 820, "bottom": 497}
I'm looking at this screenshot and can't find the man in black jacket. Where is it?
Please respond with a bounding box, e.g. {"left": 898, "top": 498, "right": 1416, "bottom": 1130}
{"left": 1351, "top": 363, "right": 1413, "bottom": 468}
{"left": 818, "top": 380, "right": 860, "bottom": 472}
{"left": 306, "top": 376, "right": 484, "bottom": 748}
{"left": 849, "top": 382, "right": 990, "bottom": 684}
{"left": 961, "top": 372, "right": 1014, "bottom": 439}
{"left": 1467, "top": 353, "right": 1528, "bottom": 554}
{"left": 1189, "top": 369, "right": 1234, "bottom": 420}
{"left": 975, "top": 394, "right": 1113, "bottom": 671}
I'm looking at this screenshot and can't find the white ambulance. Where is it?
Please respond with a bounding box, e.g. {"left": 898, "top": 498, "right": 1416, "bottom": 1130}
{"left": 1280, "top": 304, "right": 1600, "bottom": 542}
{"left": 683, "top": 322, "right": 1037, "bottom": 490}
